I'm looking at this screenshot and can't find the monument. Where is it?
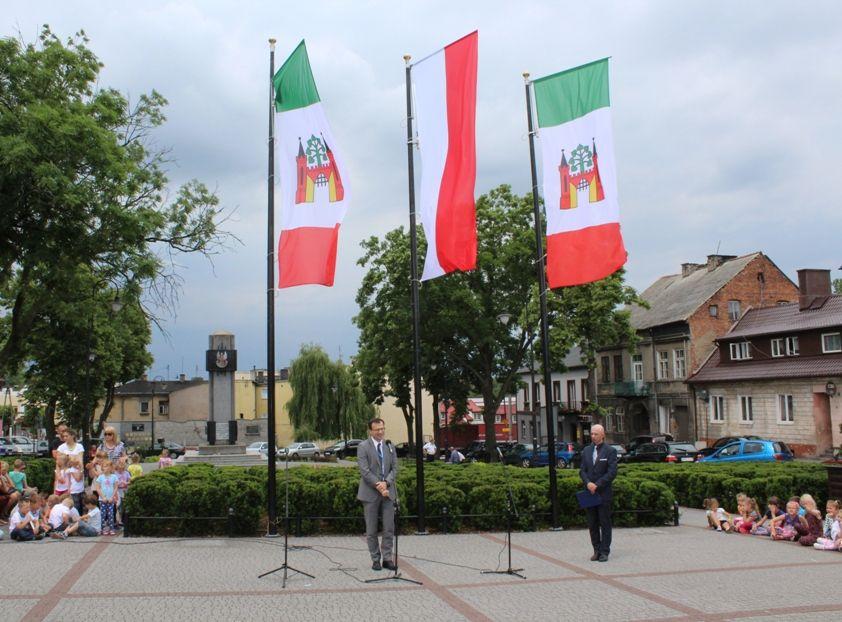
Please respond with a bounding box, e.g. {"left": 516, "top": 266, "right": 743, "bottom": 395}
{"left": 206, "top": 330, "right": 237, "bottom": 446}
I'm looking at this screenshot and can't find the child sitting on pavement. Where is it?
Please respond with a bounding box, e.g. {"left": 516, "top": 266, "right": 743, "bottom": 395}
{"left": 736, "top": 498, "right": 760, "bottom": 534}
{"left": 9, "top": 497, "right": 38, "bottom": 541}
{"left": 813, "top": 501, "right": 841, "bottom": 550}
{"left": 797, "top": 494, "right": 824, "bottom": 546}
{"left": 770, "top": 500, "right": 807, "bottom": 541}
{"left": 751, "top": 496, "right": 784, "bottom": 536}
{"left": 9, "top": 460, "right": 35, "bottom": 496}
{"left": 731, "top": 493, "right": 748, "bottom": 531}
{"left": 704, "top": 497, "right": 732, "bottom": 531}
{"left": 64, "top": 494, "right": 101, "bottom": 537}
{"left": 48, "top": 495, "right": 78, "bottom": 539}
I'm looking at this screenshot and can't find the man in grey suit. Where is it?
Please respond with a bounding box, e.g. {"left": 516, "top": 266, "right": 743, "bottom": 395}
{"left": 357, "top": 417, "right": 397, "bottom": 571}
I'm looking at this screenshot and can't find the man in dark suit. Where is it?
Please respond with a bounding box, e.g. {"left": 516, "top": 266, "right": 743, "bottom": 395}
{"left": 357, "top": 417, "right": 398, "bottom": 571}
{"left": 579, "top": 424, "right": 618, "bottom": 562}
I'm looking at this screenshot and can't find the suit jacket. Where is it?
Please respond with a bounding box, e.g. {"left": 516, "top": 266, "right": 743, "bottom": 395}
{"left": 579, "top": 442, "right": 618, "bottom": 500}
{"left": 357, "top": 438, "right": 398, "bottom": 502}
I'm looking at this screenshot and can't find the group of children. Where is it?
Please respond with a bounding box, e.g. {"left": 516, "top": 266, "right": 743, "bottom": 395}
{"left": 705, "top": 494, "right": 842, "bottom": 550}
{"left": 0, "top": 445, "right": 154, "bottom": 542}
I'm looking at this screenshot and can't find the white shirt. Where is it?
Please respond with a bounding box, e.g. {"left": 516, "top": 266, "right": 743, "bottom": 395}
{"left": 57, "top": 442, "right": 85, "bottom": 457}
{"left": 67, "top": 467, "right": 85, "bottom": 494}
{"left": 9, "top": 509, "right": 32, "bottom": 531}
{"left": 49, "top": 504, "right": 70, "bottom": 529}
{"left": 424, "top": 442, "right": 436, "bottom": 455}
{"left": 84, "top": 506, "right": 102, "bottom": 533}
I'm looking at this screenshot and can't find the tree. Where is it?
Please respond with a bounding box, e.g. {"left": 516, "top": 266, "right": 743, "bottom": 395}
{"left": 286, "top": 345, "right": 372, "bottom": 441}
{"left": 833, "top": 279, "right": 842, "bottom": 295}
{"left": 355, "top": 185, "right": 642, "bottom": 458}
{"left": 0, "top": 27, "right": 234, "bottom": 438}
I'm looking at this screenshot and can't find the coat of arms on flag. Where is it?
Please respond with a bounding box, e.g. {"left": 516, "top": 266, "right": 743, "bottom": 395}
{"left": 559, "top": 140, "right": 605, "bottom": 210}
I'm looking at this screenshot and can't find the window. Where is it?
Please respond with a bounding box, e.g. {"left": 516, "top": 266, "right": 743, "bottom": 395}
{"left": 139, "top": 401, "right": 149, "bottom": 414}
{"left": 709, "top": 305, "right": 718, "bottom": 317}
{"left": 495, "top": 415, "right": 502, "bottom": 424}
{"left": 673, "top": 349, "right": 686, "bottom": 379}
{"left": 738, "top": 396, "right": 753, "bottom": 423}
{"left": 580, "top": 379, "right": 589, "bottom": 402}
{"left": 552, "top": 380, "right": 561, "bottom": 403}
{"left": 615, "top": 407, "right": 625, "bottom": 432}
{"left": 710, "top": 395, "right": 725, "bottom": 422}
{"left": 773, "top": 336, "right": 799, "bottom": 357}
{"left": 158, "top": 401, "right": 169, "bottom": 416}
{"left": 657, "top": 351, "right": 669, "bottom": 379}
{"left": 613, "top": 354, "right": 624, "bottom": 382}
{"left": 719, "top": 443, "right": 740, "bottom": 457}
{"left": 730, "top": 342, "right": 752, "bottom": 361}
{"left": 604, "top": 413, "right": 613, "bottom": 431}
{"left": 533, "top": 382, "right": 541, "bottom": 405}
{"left": 744, "top": 442, "right": 764, "bottom": 454}
{"left": 822, "top": 332, "right": 842, "bottom": 353}
{"left": 567, "top": 380, "right": 576, "bottom": 406}
{"left": 601, "top": 356, "right": 611, "bottom": 383}
{"left": 632, "top": 354, "right": 644, "bottom": 381}
{"left": 261, "top": 388, "right": 268, "bottom": 400}
{"left": 728, "top": 300, "right": 741, "bottom": 321}
{"left": 522, "top": 387, "right": 529, "bottom": 410}
{"left": 777, "top": 394, "right": 794, "bottom": 423}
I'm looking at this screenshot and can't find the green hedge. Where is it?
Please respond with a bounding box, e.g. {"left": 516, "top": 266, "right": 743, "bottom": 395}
{"left": 123, "top": 461, "right": 676, "bottom": 536}
{"left": 2, "top": 457, "right": 54, "bottom": 493}
{"left": 618, "top": 463, "right": 829, "bottom": 512}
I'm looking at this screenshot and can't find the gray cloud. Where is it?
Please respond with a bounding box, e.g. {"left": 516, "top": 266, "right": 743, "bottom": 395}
{"left": 4, "top": 0, "right": 841, "bottom": 378}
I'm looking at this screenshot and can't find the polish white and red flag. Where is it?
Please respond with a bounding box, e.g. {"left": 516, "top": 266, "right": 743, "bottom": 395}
{"left": 412, "top": 31, "right": 478, "bottom": 281}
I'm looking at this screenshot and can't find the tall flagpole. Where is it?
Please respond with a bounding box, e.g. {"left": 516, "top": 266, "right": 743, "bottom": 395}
{"left": 404, "top": 54, "right": 427, "bottom": 535}
{"left": 523, "top": 72, "right": 560, "bottom": 530}
{"left": 266, "top": 38, "right": 278, "bottom": 537}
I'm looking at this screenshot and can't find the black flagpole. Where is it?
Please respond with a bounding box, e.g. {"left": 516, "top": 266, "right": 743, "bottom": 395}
{"left": 523, "top": 72, "right": 560, "bottom": 530}
{"left": 404, "top": 54, "right": 427, "bottom": 535}
{"left": 266, "top": 38, "right": 278, "bottom": 537}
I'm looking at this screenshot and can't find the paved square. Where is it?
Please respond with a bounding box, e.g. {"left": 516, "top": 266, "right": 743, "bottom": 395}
{"left": 3, "top": 510, "right": 842, "bottom": 622}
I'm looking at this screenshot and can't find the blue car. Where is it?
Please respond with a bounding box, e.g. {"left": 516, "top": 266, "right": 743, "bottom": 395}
{"left": 529, "top": 442, "right": 581, "bottom": 468}
{"left": 698, "top": 439, "right": 794, "bottom": 463}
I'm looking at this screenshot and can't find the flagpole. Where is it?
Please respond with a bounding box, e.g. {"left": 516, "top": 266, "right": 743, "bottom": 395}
{"left": 404, "top": 54, "right": 427, "bottom": 535}
{"left": 266, "top": 38, "right": 278, "bottom": 537}
{"left": 523, "top": 72, "right": 560, "bottom": 530}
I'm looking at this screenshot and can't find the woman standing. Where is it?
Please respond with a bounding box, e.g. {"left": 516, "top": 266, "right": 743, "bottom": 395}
{"left": 98, "top": 427, "right": 127, "bottom": 465}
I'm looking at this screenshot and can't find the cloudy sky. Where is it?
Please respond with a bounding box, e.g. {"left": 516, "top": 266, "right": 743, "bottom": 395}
{"left": 4, "top": 1, "right": 842, "bottom": 378}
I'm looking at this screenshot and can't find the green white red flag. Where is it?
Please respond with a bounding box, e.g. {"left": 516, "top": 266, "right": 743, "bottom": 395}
{"left": 273, "top": 41, "right": 348, "bottom": 287}
{"left": 533, "top": 58, "right": 626, "bottom": 287}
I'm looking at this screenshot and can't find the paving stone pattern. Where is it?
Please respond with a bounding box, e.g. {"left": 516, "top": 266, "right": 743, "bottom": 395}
{"left": 2, "top": 509, "right": 842, "bottom": 622}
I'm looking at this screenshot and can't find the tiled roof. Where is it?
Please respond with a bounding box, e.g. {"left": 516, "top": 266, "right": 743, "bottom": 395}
{"left": 688, "top": 349, "right": 842, "bottom": 383}
{"left": 724, "top": 296, "right": 842, "bottom": 339}
{"left": 629, "top": 253, "right": 762, "bottom": 330}
{"left": 115, "top": 378, "right": 207, "bottom": 396}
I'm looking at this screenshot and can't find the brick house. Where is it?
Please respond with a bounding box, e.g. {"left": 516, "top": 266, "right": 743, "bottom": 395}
{"left": 688, "top": 269, "right": 842, "bottom": 456}
{"left": 596, "top": 253, "right": 799, "bottom": 444}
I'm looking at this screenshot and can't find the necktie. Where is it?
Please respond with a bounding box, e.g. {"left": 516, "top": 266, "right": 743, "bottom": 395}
{"left": 593, "top": 444, "right": 598, "bottom": 465}
{"left": 377, "top": 442, "right": 384, "bottom": 479}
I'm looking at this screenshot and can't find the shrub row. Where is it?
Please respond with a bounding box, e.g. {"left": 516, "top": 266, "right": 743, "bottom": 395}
{"left": 123, "top": 461, "right": 676, "bottom": 536}
{"left": 2, "top": 457, "right": 54, "bottom": 493}
{"left": 618, "top": 462, "right": 829, "bottom": 512}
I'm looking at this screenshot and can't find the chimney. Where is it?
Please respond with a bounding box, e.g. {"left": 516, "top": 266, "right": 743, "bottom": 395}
{"left": 706, "top": 254, "right": 737, "bottom": 272}
{"left": 797, "top": 269, "right": 831, "bottom": 311}
{"left": 178, "top": 373, "right": 187, "bottom": 382}
{"left": 141, "top": 373, "right": 148, "bottom": 381}
{"left": 681, "top": 263, "right": 703, "bottom": 278}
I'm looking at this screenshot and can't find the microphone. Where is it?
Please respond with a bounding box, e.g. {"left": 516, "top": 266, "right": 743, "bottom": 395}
{"left": 496, "top": 446, "right": 504, "bottom": 460}
{"left": 385, "top": 439, "right": 393, "bottom": 454}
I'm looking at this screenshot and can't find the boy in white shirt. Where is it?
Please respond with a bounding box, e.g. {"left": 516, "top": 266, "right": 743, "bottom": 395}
{"left": 65, "top": 494, "right": 101, "bottom": 537}
{"left": 10, "top": 498, "right": 37, "bottom": 541}
{"left": 49, "top": 496, "right": 77, "bottom": 539}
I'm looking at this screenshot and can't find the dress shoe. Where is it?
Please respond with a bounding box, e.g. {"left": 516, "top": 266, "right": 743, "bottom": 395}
{"left": 372, "top": 560, "right": 382, "bottom": 571}
{"left": 590, "top": 551, "right": 599, "bottom": 561}
{"left": 598, "top": 554, "right": 609, "bottom": 562}
{"left": 382, "top": 559, "right": 397, "bottom": 571}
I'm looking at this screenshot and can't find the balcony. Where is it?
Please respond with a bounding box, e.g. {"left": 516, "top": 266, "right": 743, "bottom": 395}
{"left": 599, "top": 381, "right": 651, "bottom": 397}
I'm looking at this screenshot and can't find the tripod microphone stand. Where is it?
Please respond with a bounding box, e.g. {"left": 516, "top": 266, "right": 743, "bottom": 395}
{"left": 366, "top": 441, "right": 421, "bottom": 586}
{"left": 259, "top": 449, "right": 315, "bottom": 587}
{"left": 481, "top": 447, "right": 525, "bottom": 579}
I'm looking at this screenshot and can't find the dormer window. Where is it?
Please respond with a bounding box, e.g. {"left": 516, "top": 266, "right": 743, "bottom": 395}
{"left": 771, "top": 336, "right": 799, "bottom": 357}
{"left": 730, "top": 342, "right": 752, "bottom": 361}
{"left": 823, "top": 333, "right": 842, "bottom": 354}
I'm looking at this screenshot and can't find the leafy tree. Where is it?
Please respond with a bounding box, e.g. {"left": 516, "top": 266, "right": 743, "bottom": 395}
{"left": 0, "top": 27, "right": 234, "bottom": 439}
{"left": 355, "top": 185, "right": 642, "bottom": 458}
{"left": 833, "top": 279, "right": 842, "bottom": 295}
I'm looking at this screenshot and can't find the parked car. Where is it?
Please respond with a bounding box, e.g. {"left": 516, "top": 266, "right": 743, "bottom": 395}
{"left": 4, "top": 436, "right": 36, "bottom": 455}
{"left": 152, "top": 441, "right": 185, "bottom": 458}
{"left": 278, "top": 442, "right": 320, "bottom": 459}
{"left": 610, "top": 443, "right": 628, "bottom": 462}
{"left": 530, "top": 441, "right": 582, "bottom": 468}
{"left": 323, "top": 439, "right": 364, "bottom": 459}
{"left": 625, "top": 441, "right": 701, "bottom": 463}
{"left": 0, "top": 438, "right": 10, "bottom": 456}
{"left": 698, "top": 439, "right": 794, "bottom": 463}
{"left": 503, "top": 443, "right": 535, "bottom": 468}
{"left": 697, "top": 435, "right": 763, "bottom": 458}
{"left": 626, "top": 434, "right": 674, "bottom": 453}
{"left": 34, "top": 440, "right": 50, "bottom": 457}
{"left": 246, "top": 442, "right": 268, "bottom": 455}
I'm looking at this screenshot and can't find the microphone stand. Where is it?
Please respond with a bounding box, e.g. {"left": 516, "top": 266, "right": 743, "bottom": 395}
{"left": 259, "top": 448, "right": 315, "bottom": 587}
{"left": 481, "top": 447, "right": 525, "bottom": 579}
{"left": 366, "top": 440, "right": 422, "bottom": 585}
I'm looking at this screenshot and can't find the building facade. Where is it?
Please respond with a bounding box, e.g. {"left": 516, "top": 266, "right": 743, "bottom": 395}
{"left": 688, "top": 269, "right": 842, "bottom": 456}
{"left": 596, "top": 253, "right": 799, "bottom": 444}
